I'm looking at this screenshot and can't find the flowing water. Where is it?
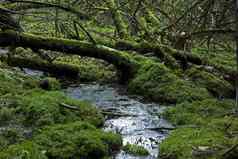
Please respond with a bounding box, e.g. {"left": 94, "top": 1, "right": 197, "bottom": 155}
{"left": 64, "top": 83, "right": 173, "bottom": 159}
{"left": 22, "top": 68, "right": 172, "bottom": 158}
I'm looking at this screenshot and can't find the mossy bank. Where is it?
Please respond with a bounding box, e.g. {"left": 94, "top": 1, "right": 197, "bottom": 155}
{"left": 0, "top": 64, "right": 122, "bottom": 159}
{"left": 118, "top": 50, "right": 237, "bottom": 159}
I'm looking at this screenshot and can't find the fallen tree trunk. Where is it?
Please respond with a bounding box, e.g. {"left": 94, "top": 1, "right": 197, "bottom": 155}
{"left": 0, "top": 30, "right": 139, "bottom": 81}
{"left": 115, "top": 40, "right": 237, "bottom": 84}
{"left": 0, "top": 55, "right": 79, "bottom": 77}
{"left": 115, "top": 40, "right": 204, "bottom": 65}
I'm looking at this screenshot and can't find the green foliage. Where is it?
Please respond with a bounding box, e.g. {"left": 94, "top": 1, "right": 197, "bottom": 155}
{"left": 123, "top": 144, "right": 149, "bottom": 156}
{"left": 33, "top": 121, "right": 122, "bottom": 159}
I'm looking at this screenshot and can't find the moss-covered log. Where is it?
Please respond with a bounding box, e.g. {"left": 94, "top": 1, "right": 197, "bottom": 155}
{"left": 0, "top": 30, "right": 138, "bottom": 81}
{"left": 0, "top": 56, "right": 79, "bottom": 77}
{"left": 115, "top": 40, "right": 237, "bottom": 84}
{"left": 115, "top": 40, "right": 203, "bottom": 65}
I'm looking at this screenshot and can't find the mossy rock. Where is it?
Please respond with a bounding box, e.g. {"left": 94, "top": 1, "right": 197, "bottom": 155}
{"left": 123, "top": 144, "right": 149, "bottom": 156}
{"left": 18, "top": 90, "right": 104, "bottom": 127}
{"left": 33, "top": 121, "right": 122, "bottom": 159}
{"left": 128, "top": 62, "right": 211, "bottom": 104}
{"left": 0, "top": 141, "right": 48, "bottom": 159}
{"left": 38, "top": 77, "right": 61, "bottom": 90}
{"left": 185, "top": 67, "right": 234, "bottom": 98}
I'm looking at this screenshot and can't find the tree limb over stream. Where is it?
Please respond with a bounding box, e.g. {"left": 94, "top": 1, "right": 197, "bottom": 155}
{"left": 0, "top": 30, "right": 138, "bottom": 81}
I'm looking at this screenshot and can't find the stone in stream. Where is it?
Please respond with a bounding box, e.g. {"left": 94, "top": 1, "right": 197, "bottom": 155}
{"left": 39, "top": 79, "right": 50, "bottom": 90}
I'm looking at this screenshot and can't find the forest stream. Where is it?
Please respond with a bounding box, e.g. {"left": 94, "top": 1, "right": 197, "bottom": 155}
{"left": 65, "top": 83, "right": 172, "bottom": 159}
{"left": 24, "top": 68, "right": 173, "bottom": 159}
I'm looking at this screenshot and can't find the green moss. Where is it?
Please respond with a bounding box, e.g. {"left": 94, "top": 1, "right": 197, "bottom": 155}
{"left": 0, "top": 65, "right": 124, "bottom": 159}
{"left": 159, "top": 127, "right": 231, "bottom": 159}
{"left": 56, "top": 55, "right": 117, "bottom": 82}
{"left": 129, "top": 61, "right": 211, "bottom": 104}
{"left": 163, "top": 99, "right": 234, "bottom": 126}
{"left": 160, "top": 99, "right": 237, "bottom": 159}
{"left": 0, "top": 128, "right": 24, "bottom": 146}
{"left": 123, "top": 144, "right": 149, "bottom": 156}
{"left": 0, "top": 141, "right": 48, "bottom": 159}
{"left": 192, "top": 47, "right": 236, "bottom": 74}
{"left": 22, "top": 78, "right": 40, "bottom": 89}
{"left": 0, "top": 107, "right": 15, "bottom": 123}
{"left": 18, "top": 90, "right": 104, "bottom": 127}
{"left": 185, "top": 67, "right": 234, "bottom": 98}
{"left": 33, "top": 121, "right": 122, "bottom": 159}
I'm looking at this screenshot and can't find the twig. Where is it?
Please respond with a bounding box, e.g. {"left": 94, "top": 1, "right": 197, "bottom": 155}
{"left": 60, "top": 103, "right": 81, "bottom": 111}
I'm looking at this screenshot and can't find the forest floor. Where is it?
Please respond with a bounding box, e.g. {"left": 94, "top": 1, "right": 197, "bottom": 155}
{"left": 0, "top": 44, "right": 237, "bottom": 159}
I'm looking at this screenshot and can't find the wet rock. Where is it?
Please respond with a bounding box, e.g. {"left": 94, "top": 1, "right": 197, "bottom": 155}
{"left": 39, "top": 77, "right": 60, "bottom": 90}
{"left": 39, "top": 79, "right": 50, "bottom": 90}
